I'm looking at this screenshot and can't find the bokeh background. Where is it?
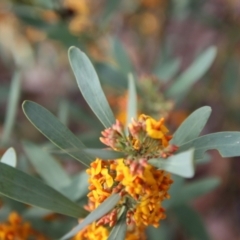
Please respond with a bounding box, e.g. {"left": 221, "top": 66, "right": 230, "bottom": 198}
{"left": 0, "top": 0, "right": 240, "bottom": 239}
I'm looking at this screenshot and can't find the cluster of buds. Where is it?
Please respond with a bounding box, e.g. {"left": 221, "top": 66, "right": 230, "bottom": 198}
{"left": 100, "top": 120, "right": 126, "bottom": 150}
{"left": 125, "top": 157, "right": 148, "bottom": 175}
{"left": 96, "top": 208, "right": 118, "bottom": 227}
{"left": 160, "top": 144, "right": 179, "bottom": 158}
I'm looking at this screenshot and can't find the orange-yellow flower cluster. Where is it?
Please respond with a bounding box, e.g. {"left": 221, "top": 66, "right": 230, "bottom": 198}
{"left": 73, "top": 222, "right": 146, "bottom": 240}
{"left": 76, "top": 115, "right": 176, "bottom": 239}
{"left": 73, "top": 222, "right": 108, "bottom": 240}
{"left": 0, "top": 212, "right": 48, "bottom": 240}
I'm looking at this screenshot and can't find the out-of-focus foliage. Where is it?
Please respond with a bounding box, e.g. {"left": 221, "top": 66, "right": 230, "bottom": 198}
{"left": 0, "top": 0, "right": 240, "bottom": 239}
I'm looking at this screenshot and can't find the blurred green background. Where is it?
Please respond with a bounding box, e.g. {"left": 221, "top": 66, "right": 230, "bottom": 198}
{"left": 0, "top": 0, "right": 240, "bottom": 239}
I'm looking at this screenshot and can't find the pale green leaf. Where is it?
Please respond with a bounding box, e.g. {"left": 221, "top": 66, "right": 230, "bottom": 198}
{"left": 23, "top": 141, "right": 71, "bottom": 190}
{"left": 164, "top": 175, "right": 185, "bottom": 209}
{"left": 167, "top": 46, "right": 217, "bottom": 99}
{"left": 126, "top": 73, "right": 137, "bottom": 128}
{"left": 60, "top": 172, "right": 88, "bottom": 201}
{"left": 22, "top": 101, "right": 93, "bottom": 167}
{"left": 108, "top": 209, "right": 127, "bottom": 240}
{"left": 58, "top": 99, "right": 70, "bottom": 126}
{"left": 1, "top": 71, "right": 21, "bottom": 145}
{"left": 68, "top": 46, "right": 115, "bottom": 128}
{"left": 173, "top": 204, "right": 211, "bottom": 240}
{"left": 112, "top": 38, "right": 132, "bottom": 75}
{"left": 61, "top": 194, "right": 121, "bottom": 240}
{"left": 83, "top": 148, "right": 125, "bottom": 160}
{"left": 146, "top": 222, "right": 171, "bottom": 240}
{"left": 95, "top": 62, "right": 128, "bottom": 89}
{"left": 168, "top": 177, "right": 220, "bottom": 207}
{"left": 149, "top": 149, "right": 195, "bottom": 178}
{"left": 102, "top": 0, "right": 121, "bottom": 25}
{"left": 0, "top": 162, "right": 87, "bottom": 218}
{"left": 197, "top": 153, "right": 211, "bottom": 164}
{"left": 23, "top": 208, "right": 52, "bottom": 219}
{"left": 1, "top": 147, "right": 17, "bottom": 167}
{"left": 171, "top": 106, "right": 212, "bottom": 145}
{"left": 154, "top": 58, "right": 180, "bottom": 82}
{"left": 178, "top": 132, "right": 240, "bottom": 160}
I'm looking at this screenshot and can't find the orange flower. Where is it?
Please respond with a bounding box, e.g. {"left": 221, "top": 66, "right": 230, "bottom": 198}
{"left": 145, "top": 116, "right": 171, "bottom": 147}
{"left": 73, "top": 222, "right": 108, "bottom": 240}
{"left": 0, "top": 212, "right": 48, "bottom": 240}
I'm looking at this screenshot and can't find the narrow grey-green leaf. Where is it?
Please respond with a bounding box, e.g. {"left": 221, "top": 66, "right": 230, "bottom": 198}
{"left": 173, "top": 204, "right": 211, "bottom": 240}
{"left": 83, "top": 149, "right": 125, "bottom": 160}
{"left": 23, "top": 141, "right": 71, "bottom": 190}
{"left": 126, "top": 73, "right": 137, "bottom": 128}
{"left": 68, "top": 46, "right": 115, "bottom": 128}
{"left": 168, "top": 177, "right": 220, "bottom": 207}
{"left": 167, "top": 46, "right": 217, "bottom": 99}
{"left": 61, "top": 193, "right": 121, "bottom": 240}
{"left": 1, "top": 147, "right": 17, "bottom": 167}
{"left": 108, "top": 209, "right": 127, "bottom": 240}
{"left": 60, "top": 172, "right": 88, "bottom": 201}
{"left": 23, "top": 208, "right": 53, "bottom": 219}
{"left": 112, "top": 38, "right": 132, "bottom": 75}
{"left": 154, "top": 58, "right": 180, "bottom": 82}
{"left": 164, "top": 175, "right": 185, "bottom": 209}
{"left": 58, "top": 99, "right": 70, "bottom": 126}
{"left": 146, "top": 222, "right": 172, "bottom": 240}
{"left": 1, "top": 71, "right": 21, "bottom": 145}
{"left": 22, "top": 101, "right": 93, "bottom": 166}
{"left": 178, "top": 132, "right": 240, "bottom": 160}
{"left": 149, "top": 149, "right": 195, "bottom": 178}
{"left": 0, "top": 162, "right": 87, "bottom": 218}
{"left": 171, "top": 106, "right": 212, "bottom": 145}
{"left": 102, "top": 0, "right": 121, "bottom": 25}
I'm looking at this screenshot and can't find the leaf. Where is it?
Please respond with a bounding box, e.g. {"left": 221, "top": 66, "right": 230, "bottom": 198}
{"left": 171, "top": 106, "right": 212, "bottom": 145}
{"left": 23, "top": 208, "right": 53, "bottom": 219}
{"left": 149, "top": 149, "right": 195, "bottom": 178}
{"left": 1, "top": 148, "right": 17, "bottom": 167}
{"left": 58, "top": 99, "right": 70, "bottom": 126}
{"left": 68, "top": 46, "right": 115, "bottom": 128}
{"left": 0, "top": 162, "right": 87, "bottom": 218}
{"left": 83, "top": 149, "right": 125, "bottom": 160}
{"left": 168, "top": 177, "right": 220, "bottom": 207}
{"left": 167, "top": 46, "right": 217, "bottom": 99}
{"left": 22, "top": 101, "right": 93, "bottom": 167}
{"left": 163, "top": 175, "right": 185, "bottom": 209}
{"left": 102, "top": 0, "right": 122, "bottom": 25}
{"left": 154, "top": 58, "right": 180, "bottom": 82}
{"left": 23, "top": 141, "right": 71, "bottom": 191}
{"left": 173, "top": 204, "right": 211, "bottom": 240}
{"left": 146, "top": 222, "right": 172, "bottom": 240}
{"left": 1, "top": 71, "right": 21, "bottom": 145}
{"left": 178, "top": 132, "right": 240, "bottom": 160}
{"left": 197, "top": 153, "right": 211, "bottom": 164}
{"left": 112, "top": 38, "right": 132, "bottom": 75}
{"left": 95, "top": 62, "right": 128, "bottom": 89}
{"left": 126, "top": 73, "right": 137, "bottom": 128}
{"left": 61, "top": 193, "right": 121, "bottom": 240}
{"left": 108, "top": 209, "right": 127, "bottom": 240}
{"left": 60, "top": 172, "right": 89, "bottom": 201}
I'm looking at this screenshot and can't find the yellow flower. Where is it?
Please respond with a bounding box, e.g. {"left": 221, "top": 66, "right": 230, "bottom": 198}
{"left": 115, "top": 159, "right": 172, "bottom": 227}
{"left": 73, "top": 222, "right": 146, "bottom": 240}
{"left": 0, "top": 212, "right": 48, "bottom": 240}
{"left": 145, "top": 116, "right": 171, "bottom": 147}
{"left": 86, "top": 159, "right": 115, "bottom": 209}
{"left": 73, "top": 222, "right": 108, "bottom": 240}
